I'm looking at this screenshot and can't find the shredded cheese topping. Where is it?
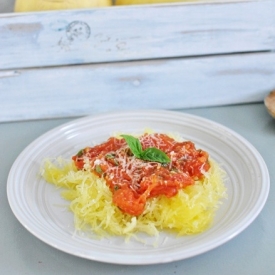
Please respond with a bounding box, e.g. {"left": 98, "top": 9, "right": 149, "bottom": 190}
{"left": 41, "top": 132, "right": 227, "bottom": 239}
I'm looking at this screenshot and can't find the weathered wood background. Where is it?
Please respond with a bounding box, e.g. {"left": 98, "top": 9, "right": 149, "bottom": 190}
{"left": 0, "top": 0, "right": 275, "bottom": 122}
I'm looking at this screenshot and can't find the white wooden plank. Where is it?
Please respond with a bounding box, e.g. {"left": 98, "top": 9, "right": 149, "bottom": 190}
{"left": 0, "top": 0, "right": 274, "bottom": 70}
{"left": 1, "top": 51, "right": 274, "bottom": 122}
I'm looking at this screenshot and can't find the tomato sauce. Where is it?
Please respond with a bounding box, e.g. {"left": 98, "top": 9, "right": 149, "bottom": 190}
{"left": 72, "top": 133, "right": 210, "bottom": 216}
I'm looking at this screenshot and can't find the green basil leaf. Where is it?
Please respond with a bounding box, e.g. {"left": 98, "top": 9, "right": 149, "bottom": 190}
{"left": 121, "top": 134, "right": 170, "bottom": 164}
{"left": 121, "top": 134, "right": 143, "bottom": 157}
{"left": 95, "top": 165, "right": 103, "bottom": 175}
{"left": 76, "top": 149, "right": 84, "bottom": 157}
{"left": 141, "top": 148, "right": 170, "bottom": 164}
{"left": 105, "top": 153, "right": 115, "bottom": 159}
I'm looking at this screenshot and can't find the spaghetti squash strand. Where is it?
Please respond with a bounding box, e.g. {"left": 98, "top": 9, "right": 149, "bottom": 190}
{"left": 42, "top": 149, "right": 226, "bottom": 237}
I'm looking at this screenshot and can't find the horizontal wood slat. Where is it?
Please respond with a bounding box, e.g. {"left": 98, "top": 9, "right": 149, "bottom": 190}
{"left": 1, "top": 51, "right": 274, "bottom": 122}
{"left": 0, "top": 0, "right": 274, "bottom": 70}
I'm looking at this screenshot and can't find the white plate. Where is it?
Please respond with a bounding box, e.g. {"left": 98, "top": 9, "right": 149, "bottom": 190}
{"left": 7, "top": 110, "right": 270, "bottom": 265}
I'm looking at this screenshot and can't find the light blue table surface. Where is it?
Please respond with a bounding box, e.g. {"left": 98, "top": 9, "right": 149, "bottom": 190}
{"left": 1, "top": 103, "right": 274, "bottom": 275}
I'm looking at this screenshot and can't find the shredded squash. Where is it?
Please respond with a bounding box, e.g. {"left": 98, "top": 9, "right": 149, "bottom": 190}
{"left": 41, "top": 156, "right": 226, "bottom": 238}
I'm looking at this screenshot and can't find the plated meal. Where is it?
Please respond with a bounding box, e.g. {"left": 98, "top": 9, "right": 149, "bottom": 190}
{"left": 7, "top": 110, "right": 269, "bottom": 264}
{"left": 41, "top": 132, "right": 226, "bottom": 238}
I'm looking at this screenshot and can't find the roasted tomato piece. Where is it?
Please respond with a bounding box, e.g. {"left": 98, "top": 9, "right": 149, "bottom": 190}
{"left": 113, "top": 188, "right": 145, "bottom": 216}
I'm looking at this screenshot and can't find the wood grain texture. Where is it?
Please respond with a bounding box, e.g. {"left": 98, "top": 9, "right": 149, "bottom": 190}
{"left": 0, "top": 0, "right": 274, "bottom": 70}
{"left": 1, "top": 52, "right": 274, "bottom": 122}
